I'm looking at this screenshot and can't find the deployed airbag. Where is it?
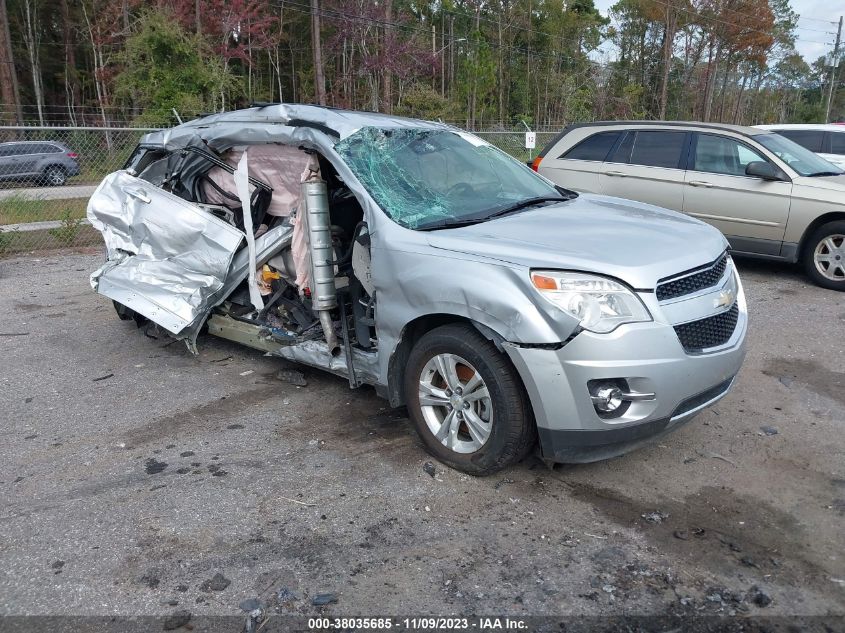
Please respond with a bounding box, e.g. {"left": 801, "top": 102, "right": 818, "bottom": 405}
{"left": 202, "top": 144, "right": 319, "bottom": 217}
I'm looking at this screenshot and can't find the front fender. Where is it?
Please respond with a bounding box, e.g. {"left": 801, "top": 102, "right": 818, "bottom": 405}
{"left": 371, "top": 246, "right": 581, "bottom": 397}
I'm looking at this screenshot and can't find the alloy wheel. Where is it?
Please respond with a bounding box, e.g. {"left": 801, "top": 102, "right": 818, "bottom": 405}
{"left": 418, "top": 353, "right": 492, "bottom": 454}
{"left": 814, "top": 234, "right": 845, "bottom": 281}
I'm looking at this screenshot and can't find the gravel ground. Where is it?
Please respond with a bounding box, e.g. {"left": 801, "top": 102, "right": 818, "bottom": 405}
{"left": 0, "top": 251, "right": 843, "bottom": 624}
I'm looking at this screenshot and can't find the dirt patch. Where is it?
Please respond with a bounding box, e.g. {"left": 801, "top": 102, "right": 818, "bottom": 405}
{"left": 762, "top": 357, "right": 845, "bottom": 406}
{"left": 124, "top": 383, "right": 287, "bottom": 448}
{"left": 13, "top": 301, "right": 49, "bottom": 313}
{"left": 567, "top": 482, "right": 836, "bottom": 595}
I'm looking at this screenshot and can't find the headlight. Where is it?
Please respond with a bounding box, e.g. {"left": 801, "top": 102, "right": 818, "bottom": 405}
{"left": 530, "top": 271, "right": 651, "bottom": 333}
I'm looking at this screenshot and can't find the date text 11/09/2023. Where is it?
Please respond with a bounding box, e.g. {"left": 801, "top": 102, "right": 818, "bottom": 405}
{"left": 307, "top": 617, "right": 528, "bottom": 630}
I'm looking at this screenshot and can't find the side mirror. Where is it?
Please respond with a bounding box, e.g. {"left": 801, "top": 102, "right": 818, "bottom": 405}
{"left": 745, "top": 161, "right": 785, "bottom": 181}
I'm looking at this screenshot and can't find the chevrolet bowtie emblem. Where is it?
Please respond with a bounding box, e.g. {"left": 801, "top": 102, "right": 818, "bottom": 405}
{"left": 714, "top": 289, "right": 735, "bottom": 309}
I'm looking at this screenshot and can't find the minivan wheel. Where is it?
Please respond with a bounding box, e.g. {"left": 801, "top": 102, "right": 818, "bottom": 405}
{"left": 403, "top": 323, "right": 535, "bottom": 475}
{"left": 43, "top": 165, "right": 66, "bottom": 186}
{"left": 803, "top": 221, "right": 845, "bottom": 291}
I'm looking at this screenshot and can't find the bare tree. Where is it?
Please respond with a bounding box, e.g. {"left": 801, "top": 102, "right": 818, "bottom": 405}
{"left": 657, "top": 1, "right": 679, "bottom": 119}
{"left": 0, "top": 0, "right": 22, "bottom": 124}
{"left": 60, "top": 0, "right": 82, "bottom": 125}
{"left": 382, "top": 0, "right": 392, "bottom": 113}
{"left": 21, "top": 0, "right": 45, "bottom": 125}
{"left": 81, "top": 1, "right": 112, "bottom": 146}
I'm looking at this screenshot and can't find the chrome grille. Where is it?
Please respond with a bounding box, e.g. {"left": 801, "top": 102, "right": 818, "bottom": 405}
{"left": 674, "top": 304, "right": 739, "bottom": 353}
{"left": 657, "top": 254, "right": 728, "bottom": 302}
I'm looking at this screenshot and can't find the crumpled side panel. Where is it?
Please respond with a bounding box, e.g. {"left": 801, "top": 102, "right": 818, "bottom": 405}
{"left": 88, "top": 171, "right": 244, "bottom": 334}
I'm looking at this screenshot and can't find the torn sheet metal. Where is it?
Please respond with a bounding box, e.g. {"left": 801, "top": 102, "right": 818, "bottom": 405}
{"left": 140, "top": 104, "right": 447, "bottom": 151}
{"left": 88, "top": 171, "right": 244, "bottom": 334}
{"left": 180, "top": 223, "right": 295, "bottom": 346}
{"left": 272, "top": 339, "right": 379, "bottom": 385}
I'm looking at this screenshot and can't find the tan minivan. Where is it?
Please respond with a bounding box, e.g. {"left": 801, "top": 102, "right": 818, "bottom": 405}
{"left": 533, "top": 122, "right": 845, "bottom": 290}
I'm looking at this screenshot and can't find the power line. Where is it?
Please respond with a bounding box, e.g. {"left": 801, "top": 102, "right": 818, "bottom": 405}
{"left": 794, "top": 25, "right": 838, "bottom": 35}
{"left": 797, "top": 15, "right": 840, "bottom": 25}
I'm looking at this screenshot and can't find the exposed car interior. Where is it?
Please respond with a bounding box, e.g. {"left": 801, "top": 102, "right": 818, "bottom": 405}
{"left": 122, "top": 140, "right": 375, "bottom": 362}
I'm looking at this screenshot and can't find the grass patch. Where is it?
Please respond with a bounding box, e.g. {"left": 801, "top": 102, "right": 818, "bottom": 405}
{"left": 0, "top": 195, "right": 88, "bottom": 225}
{"left": 49, "top": 210, "right": 86, "bottom": 245}
{"left": 0, "top": 224, "right": 101, "bottom": 257}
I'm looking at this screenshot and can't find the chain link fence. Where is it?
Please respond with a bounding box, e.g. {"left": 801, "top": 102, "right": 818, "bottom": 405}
{"left": 0, "top": 126, "right": 156, "bottom": 257}
{"left": 0, "top": 125, "right": 560, "bottom": 258}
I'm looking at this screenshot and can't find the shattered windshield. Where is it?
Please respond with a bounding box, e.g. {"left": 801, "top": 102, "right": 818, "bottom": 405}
{"left": 335, "top": 127, "right": 564, "bottom": 229}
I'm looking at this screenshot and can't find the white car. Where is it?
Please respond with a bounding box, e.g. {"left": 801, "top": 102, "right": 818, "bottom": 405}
{"left": 755, "top": 124, "right": 845, "bottom": 169}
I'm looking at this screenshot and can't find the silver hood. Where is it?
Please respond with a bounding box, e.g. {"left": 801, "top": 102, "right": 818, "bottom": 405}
{"left": 426, "top": 193, "right": 729, "bottom": 289}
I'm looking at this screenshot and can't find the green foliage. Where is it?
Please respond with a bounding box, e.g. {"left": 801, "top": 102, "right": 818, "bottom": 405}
{"left": 0, "top": 193, "right": 38, "bottom": 223}
{"left": 0, "top": 0, "right": 834, "bottom": 130}
{"left": 0, "top": 229, "right": 13, "bottom": 251}
{"left": 619, "top": 84, "right": 647, "bottom": 119}
{"left": 396, "top": 84, "right": 452, "bottom": 120}
{"left": 114, "top": 10, "right": 238, "bottom": 122}
{"left": 48, "top": 210, "right": 84, "bottom": 245}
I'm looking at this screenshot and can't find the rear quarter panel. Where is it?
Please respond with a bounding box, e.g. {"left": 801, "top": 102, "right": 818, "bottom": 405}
{"left": 785, "top": 179, "right": 845, "bottom": 244}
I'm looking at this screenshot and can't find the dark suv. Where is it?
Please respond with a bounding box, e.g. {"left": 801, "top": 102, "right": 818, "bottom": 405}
{"left": 0, "top": 141, "right": 80, "bottom": 186}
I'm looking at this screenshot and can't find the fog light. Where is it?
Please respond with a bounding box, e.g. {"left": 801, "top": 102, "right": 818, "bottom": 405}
{"left": 588, "top": 379, "right": 655, "bottom": 418}
{"left": 592, "top": 385, "right": 624, "bottom": 413}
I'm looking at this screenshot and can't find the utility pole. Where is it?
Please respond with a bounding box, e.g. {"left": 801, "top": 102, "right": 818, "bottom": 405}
{"left": 826, "top": 16, "right": 843, "bottom": 123}
{"left": 311, "top": 0, "right": 326, "bottom": 106}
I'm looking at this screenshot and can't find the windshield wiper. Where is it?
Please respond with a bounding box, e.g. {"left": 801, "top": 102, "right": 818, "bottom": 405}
{"left": 482, "top": 195, "right": 569, "bottom": 220}
{"left": 417, "top": 216, "right": 490, "bottom": 231}
{"left": 416, "top": 195, "right": 571, "bottom": 232}
{"left": 806, "top": 171, "right": 843, "bottom": 177}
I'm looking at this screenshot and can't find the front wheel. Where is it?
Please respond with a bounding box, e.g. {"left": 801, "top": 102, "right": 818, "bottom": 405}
{"left": 403, "top": 323, "right": 535, "bottom": 475}
{"left": 803, "top": 221, "right": 845, "bottom": 291}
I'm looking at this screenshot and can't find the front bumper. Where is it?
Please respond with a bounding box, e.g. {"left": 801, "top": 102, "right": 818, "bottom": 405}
{"left": 503, "top": 279, "right": 747, "bottom": 463}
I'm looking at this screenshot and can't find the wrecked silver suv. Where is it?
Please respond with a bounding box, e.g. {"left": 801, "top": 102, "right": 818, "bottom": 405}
{"left": 88, "top": 105, "right": 747, "bottom": 475}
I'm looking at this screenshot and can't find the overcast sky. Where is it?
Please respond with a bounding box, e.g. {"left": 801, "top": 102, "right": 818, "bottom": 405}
{"left": 590, "top": 0, "right": 841, "bottom": 66}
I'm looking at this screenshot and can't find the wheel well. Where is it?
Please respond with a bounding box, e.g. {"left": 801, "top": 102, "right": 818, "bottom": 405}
{"left": 386, "top": 314, "right": 510, "bottom": 407}
{"left": 798, "top": 212, "right": 845, "bottom": 259}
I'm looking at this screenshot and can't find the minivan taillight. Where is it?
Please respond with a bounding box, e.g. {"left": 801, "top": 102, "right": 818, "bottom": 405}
{"left": 530, "top": 156, "right": 543, "bottom": 172}
{"left": 67, "top": 152, "right": 78, "bottom": 158}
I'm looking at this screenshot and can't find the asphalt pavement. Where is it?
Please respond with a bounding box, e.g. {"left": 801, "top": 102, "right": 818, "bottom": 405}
{"left": 0, "top": 251, "right": 843, "bottom": 623}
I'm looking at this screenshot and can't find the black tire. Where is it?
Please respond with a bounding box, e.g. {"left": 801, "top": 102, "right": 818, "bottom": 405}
{"left": 43, "top": 165, "right": 66, "bottom": 186}
{"left": 403, "top": 323, "right": 536, "bottom": 476}
{"left": 802, "top": 220, "right": 845, "bottom": 291}
{"left": 112, "top": 300, "right": 148, "bottom": 327}
{"left": 112, "top": 300, "right": 133, "bottom": 321}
